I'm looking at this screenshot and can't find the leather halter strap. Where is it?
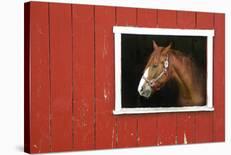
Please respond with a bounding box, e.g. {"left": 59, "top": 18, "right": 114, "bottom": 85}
{"left": 142, "top": 56, "right": 169, "bottom": 88}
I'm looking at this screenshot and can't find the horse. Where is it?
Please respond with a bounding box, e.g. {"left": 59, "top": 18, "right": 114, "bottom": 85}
{"left": 137, "top": 40, "right": 206, "bottom": 106}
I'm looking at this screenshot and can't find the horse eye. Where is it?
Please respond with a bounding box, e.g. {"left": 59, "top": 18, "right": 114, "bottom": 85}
{"left": 152, "top": 64, "right": 158, "bottom": 68}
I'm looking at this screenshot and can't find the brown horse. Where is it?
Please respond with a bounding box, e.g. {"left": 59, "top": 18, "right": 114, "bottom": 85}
{"left": 138, "top": 40, "right": 206, "bottom": 106}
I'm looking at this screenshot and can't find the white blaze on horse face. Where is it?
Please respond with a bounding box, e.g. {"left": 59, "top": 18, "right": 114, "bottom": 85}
{"left": 138, "top": 67, "right": 150, "bottom": 93}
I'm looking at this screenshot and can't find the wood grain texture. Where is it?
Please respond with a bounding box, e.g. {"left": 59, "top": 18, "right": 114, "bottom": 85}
{"left": 176, "top": 11, "right": 196, "bottom": 144}
{"left": 95, "top": 6, "right": 117, "bottom": 149}
{"left": 136, "top": 8, "right": 158, "bottom": 147}
{"left": 49, "top": 3, "right": 73, "bottom": 151}
{"left": 156, "top": 10, "right": 177, "bottom": 146}
{"left": 72, "top": 5, "right": 95, "bottom": 150}
{"left": 116, "top": 7, "right": 138, "bottom": 148}
{"left": 213, "top": 13, "right": 225, "bottom": 141}
{"left": 195, "top": 12, "right": 214, "bottom": 143}
{"left": 24, "top": 2, "right": 50, "bottom": 153}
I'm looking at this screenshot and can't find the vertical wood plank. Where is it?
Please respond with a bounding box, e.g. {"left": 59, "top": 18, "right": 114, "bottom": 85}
{"left": 49, "top": 3, "right": 73, "bottom": 151}
{"left": 156, "top": 10, "right": 177, "bottom": 145}
{"left": 177, "top": 11, "right": 196, "bottom": 28}
{"left": 95, "top": 6, "right": 117, "bottom": 149}
{"left": 158, "top": 10, "right": 177, "bottom": 28}
{"left": 176, "top": 11, "right": 196, "bottom": 144}
{"left": 136, "top": 8, "right": 158, "bottom": 147}
{"left": 196, "top": 13, "right": 214, "bottom": 29}
{"left": 72, "top": 5, "right": 95, "bottom": 150}
{"left": 137, "top": 116, "right": 157, "bottom": 146}
{"left": 116, "top": 7, "right": 138, "bottom": 148}
{"left": 213, "top": 14, "right": 225, "bottom": 141}
{"left": 25, "top": 2, "right": 50, "bottom": 153}
{"left": 195, "top": 12, "right": 214, "bottom": 143}
{"left": 117, "top": 117, "right": 137, "bottom": 147}
{"left": 137, "top": 9, "right": 157, "bottom": 28}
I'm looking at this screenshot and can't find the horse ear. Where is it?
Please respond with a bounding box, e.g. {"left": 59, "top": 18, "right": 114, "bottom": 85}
{"left": 152, "top": 40, "right": 159, "bottom": 50}
{"left": 162, "top": 42, "right": 172, "bottom": 55}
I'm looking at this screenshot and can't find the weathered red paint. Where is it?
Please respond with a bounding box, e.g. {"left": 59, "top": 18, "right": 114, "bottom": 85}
{"left": 213, "top": 14, "right": 225, "bottom": 141}
{"left": 49, "top": 3, "right": 73, "bottom": 151}
{"left": 24, "top": 2, "right": 225, "bottom": 153}
{"left": 95, "top": 6, "right": 117, "bottom": 149}
{"left": 24, "top": 2, "right": 50, "bottom": 153}
{"left": 72, "top": 5, "right": 95, "bottom": 150}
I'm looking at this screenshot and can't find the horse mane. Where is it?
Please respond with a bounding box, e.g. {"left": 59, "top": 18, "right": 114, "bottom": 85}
{"left": 171, "top": 48, "right": 206, "bottom": 98}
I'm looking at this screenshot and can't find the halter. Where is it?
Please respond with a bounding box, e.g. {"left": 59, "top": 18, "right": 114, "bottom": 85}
{"left": 142, "top": 56, "right": 169, "bottom": 89}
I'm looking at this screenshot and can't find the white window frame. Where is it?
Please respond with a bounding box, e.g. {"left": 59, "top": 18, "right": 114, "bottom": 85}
{"left": 113, "top": 26, "right": 215, "bottom": 115}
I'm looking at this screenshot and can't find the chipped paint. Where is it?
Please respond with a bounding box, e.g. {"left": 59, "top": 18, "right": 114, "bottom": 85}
{"left": 33, "top": 144, "right": 38, "bottom": 149}
{"left": 116, "top": 130, "right": 118, "bottom": 146}
{"left": 130, "top": 132, "right": 134, "bottom": 136}
{"left": 137, "top": 137, "right": 140, "bottom": 142}
{"left": 104, "top": 89, "right": 108, "bottom": 101}
{"left": 112, "top": 128, "right": 115, "bottom": 147}
{"left": 102, "top": 31, "right": 108, "bottom": 58}
{"left": 175, "top": 135, "right": 178, "bottom": 144}
{"left": 184, "top": 132, "right": 188, "bottom": 144}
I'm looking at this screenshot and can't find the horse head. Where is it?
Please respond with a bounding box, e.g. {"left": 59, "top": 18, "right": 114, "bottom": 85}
{"left": 138, "top": 40, "right": 172, "bottom": 98}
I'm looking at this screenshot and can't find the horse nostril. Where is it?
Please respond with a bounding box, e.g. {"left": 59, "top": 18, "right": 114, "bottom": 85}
{"left": 140, "top": 86, "right": 144, "bottom": 92}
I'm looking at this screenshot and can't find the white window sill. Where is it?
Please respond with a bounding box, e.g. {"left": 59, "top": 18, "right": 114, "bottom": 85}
{"left": 113, "top": 106, "right": 214, "bottom": 115}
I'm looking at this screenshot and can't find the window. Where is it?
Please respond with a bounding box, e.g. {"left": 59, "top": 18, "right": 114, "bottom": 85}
{"left": 113, "top": 26, "right": 214, "bottom": 115}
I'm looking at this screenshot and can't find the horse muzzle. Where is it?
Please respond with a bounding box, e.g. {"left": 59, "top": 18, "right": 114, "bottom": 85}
{"left": 138, "top": 84, "right": 152, "bottom": 98}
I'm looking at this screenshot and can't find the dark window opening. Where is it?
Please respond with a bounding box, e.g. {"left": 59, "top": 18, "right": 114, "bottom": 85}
{"left": 121, "top": 34, "right": 207, "bottom": 108}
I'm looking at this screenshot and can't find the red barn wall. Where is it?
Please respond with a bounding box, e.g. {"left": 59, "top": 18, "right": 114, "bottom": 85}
{"left": 24, "top": 2, "right": 225, "bottom": 153}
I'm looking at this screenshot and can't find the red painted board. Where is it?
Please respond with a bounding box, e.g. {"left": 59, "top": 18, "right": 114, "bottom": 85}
{"left": 137, "top": 116, "right": 157, "bottom": 146}
{"left": 95, "top": 6, "right": 117, "bottom": 149}
{"left": 157, "top": 10, "right": 177, "bottom": 28}
{"left": 49, "top": 3, "right": 73, "bottom": 151}
{"left": 176, "top": 114, "right": 195, "bottom": 144}
{"left": 177, "top": 11, "right": 196, "bottom": 28}
{"left": 213, "top": 14, "right": 225, "bottom": 141}
{"left": 136, "top": 8, "right": 158, "bottom": 147}
{"left": 24, "top": 2, "right": 50, "bottom": 153}
{"left": 196, "top": 12, "right": 214, "bottom": 29}
{"left": 176, "top": 11, "right": 196, "bottom": 144}
{"left": 72, "top": 5, "right": 95, "bottom": 150}
{"left": 137, "top": 8, "right": 157, "bottom": 28}
{"left": 195, "top": 12, "right": 214, "bottom": 143}
{"left": 116, "top": 117, "right": 137, "bottom": 147}
{"left": 116, "top": 7, "right": 138, "bottom": 148}
{"left": 156, "top": 10, "right": 177, "bottom": 145}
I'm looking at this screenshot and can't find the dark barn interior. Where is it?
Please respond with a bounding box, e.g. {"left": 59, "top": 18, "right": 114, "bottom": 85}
{"left": 121, "top": 34, "right": 207, "bottom": 108}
